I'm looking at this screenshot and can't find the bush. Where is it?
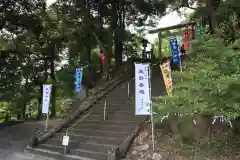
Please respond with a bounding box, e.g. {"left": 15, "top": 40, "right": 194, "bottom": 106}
{"left": 154, "top": 35, "right": 240, "bottom": 122}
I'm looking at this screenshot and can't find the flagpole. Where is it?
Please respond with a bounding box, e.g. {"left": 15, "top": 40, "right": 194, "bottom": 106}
{"left": 45, "top": 113, "right": 49, "bottom": 132}
{"left": 179, "top": 55, "right": 183, "bottom": 82}
{"left": 149, "top": 63, "right": 155, "bottom": 150}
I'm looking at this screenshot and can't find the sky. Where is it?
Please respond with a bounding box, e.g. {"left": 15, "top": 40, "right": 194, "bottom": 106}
{"left": 46, "top": 0, "right": 55, "bottom": 6}
{"left": 46, "top": 0, "right": 193, "bottom": 43}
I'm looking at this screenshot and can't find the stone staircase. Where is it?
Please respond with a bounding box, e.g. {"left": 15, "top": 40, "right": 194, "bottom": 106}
{"left": 26, "top": 64, "right": 165, "bottom": 160}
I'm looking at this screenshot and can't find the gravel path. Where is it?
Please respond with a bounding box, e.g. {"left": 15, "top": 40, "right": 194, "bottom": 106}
{"left": 0, "top": 119, "right": 61, "bottom": 160}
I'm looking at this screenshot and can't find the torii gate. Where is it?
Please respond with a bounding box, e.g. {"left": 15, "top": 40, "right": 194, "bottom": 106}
{"left": 148, "top": 22, "right": 196, "bottom": 58}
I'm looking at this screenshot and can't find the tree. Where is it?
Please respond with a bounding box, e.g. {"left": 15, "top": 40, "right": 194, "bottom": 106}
{"left": 0, "top": 0, "right": 169, "bottom": 120}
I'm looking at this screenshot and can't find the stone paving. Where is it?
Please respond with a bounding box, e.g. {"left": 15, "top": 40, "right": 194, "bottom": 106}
{"left": 0, "top": 120, "right": 61, "bottom": 160}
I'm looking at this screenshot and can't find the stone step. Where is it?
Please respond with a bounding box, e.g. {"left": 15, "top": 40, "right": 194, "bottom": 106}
{"left": 41, "top": 140, "right": 114, "bottom": 154}
{"left": 88, "top": 109, "right": 135, "bottom": 115}
{"left": 54, "top": 129, "right": 128, "bottom": 140}
{"left": 90, "top": 107, "right": 135, "bottom": 113}
{"left": 65, "top": 123, "right": 134, "bottom": 131}
{"left": 103, "top": 96, "right": 135, "bottom": 100}
{"left": 96, "top": 100, "right": 135, "bottom": 105}
{"left": 37, "top": 143, "right": 109, "bottom": 160}
{"left": 67, "top": 120, "right": 140, "bottom": 132}
{"left": 72, "top": 148, "right": 109, "bottom": 160}
{"left": 92, "top": 104, "right": 134, "bottom": 108}
{"left": 46, "top": 135, "right": 122, "bottom": 147}
{"left": 61, "top": 128, "right": 129, "bottom": 136}
{"left": 75, "top": 114, "right": 143, "bottom": 124}
{"left": 75, "top": 113, "right": 140, "bottom": 122}
{"left": 61, "top": 123, "right": 134, "bottom": 133}
{"left": 26, "top": 70, "right": 164, "bottom": 160}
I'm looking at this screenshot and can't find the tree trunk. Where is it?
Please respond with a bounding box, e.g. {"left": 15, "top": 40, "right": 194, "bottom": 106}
{"left": 4, "top": 113, "right": 10, "bottom": 122}
{"left": 102, "top": 30, "right": 112, "bottom": 80}
{"left": 36, "top": 55, "right": 48, "bottom": 119}
{"left": 37, "top": 84, "right": 42, "bottom": 120}
{"left": 102, "top": 0, "right": 117, "bottom": 80}
{"left": 114, "top": 1, "right": 121, "bottom": 69}
{"left": 115, "top": 40, "right": 123, "bottom": 69}
{"left": 98, "top": 2, "right": 104, "bottom": 75}
{"left": 85, "top": 33, "right": 92, "bottom": 97}
{"left": 50, "top": 44, "right": 56, "bottom": 117}
{"left": 206, "top": 0, "right": 217, "bottom": 33}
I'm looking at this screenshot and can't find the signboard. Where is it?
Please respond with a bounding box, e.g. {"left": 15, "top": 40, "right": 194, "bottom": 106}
{"left": 135, "top": 63, "right": 151, "bottom": 115}
{"left": 160, "top": 60, "right": 172, "bottom": 96}
{"left": 169, "top": 38, "right": 180, "bottom": 64}
{"left": 42, "top": 84, "right": 52, "bottom": 113}
{"left": 76, "top": 67, "right": 83, "bottom": 93}
{"left": 184, "top": 28, "right": 191, "bottom": 49}
{"left": 62, "top": 136, "right": 69, "bottom": 146}
{"left": 196, "top": 21, "right": 203, "bottom": 38}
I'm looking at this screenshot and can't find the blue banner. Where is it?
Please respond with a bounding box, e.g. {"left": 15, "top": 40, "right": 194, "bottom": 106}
{"left": 76, "top": 67, "right": 83, "bottom": 93}
{"left": 169, "top": 38, "right": 180, "bottom": 64}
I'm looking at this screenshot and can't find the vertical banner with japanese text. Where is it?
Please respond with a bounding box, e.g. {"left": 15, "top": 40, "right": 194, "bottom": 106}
{"left": 135, "top": 63, "right": 151, "bottom": 115}
{"left": 196, "top": 21, "right": 203, "bottom": 38}
{"left": 76, "top": 67, "right": 83, "bottom": 93}
{"left": 160, "top": 60, "right": 172, "bottom": 96}
{"left": 184, "top": 28, "right": 191, "bottom": 49}
{"left": 169, "top": 38, "right": 180, "bottom": 64}
{"left": 42, "top": 84, "right": 52, "bottom": 113}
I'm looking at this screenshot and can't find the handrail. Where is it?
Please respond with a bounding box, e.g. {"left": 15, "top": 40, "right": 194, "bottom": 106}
{"left": 62, "top": 61, "right": 132, "bottom": 154}
{"left": 66, "top": 111, "right": 92, "bottom": 134}
{"left": 64, "top": 111, "right": 92, "bottom": 154}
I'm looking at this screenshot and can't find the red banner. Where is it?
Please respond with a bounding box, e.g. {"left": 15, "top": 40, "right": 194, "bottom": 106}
{"left": 184, "top": 29, "right": 190, "bottom": 49}
{"left": 100, "top": 51, "right": 105, "bottom": 65}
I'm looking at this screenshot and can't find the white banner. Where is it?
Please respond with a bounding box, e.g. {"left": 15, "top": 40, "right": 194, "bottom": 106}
{"left": 42, "top": 84, "right": 52, "bottom": 114}
{"left": 135, "top": 63, "right": 151, "bottom": 115}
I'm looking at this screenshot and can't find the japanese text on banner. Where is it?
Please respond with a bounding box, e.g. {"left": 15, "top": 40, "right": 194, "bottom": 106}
{"left": 169, "top": 38, "right": 180, "bottom": 64}
{"left": 76, "top": 67, "right": 83, "bottom": 93}
{"left": 42, "top": 84, "right": 52, "bottom": 114}
{"left": 160, "top": 60, "right": 172, "bottom": 96}
{"left": 135, "top": 63, "right": 151, "bottom": 115}
{"left": 196, "top": 21, "right": 203, "bottom": 38}
{"left": 184, "top": 28, "right": 191, "bottom": 49}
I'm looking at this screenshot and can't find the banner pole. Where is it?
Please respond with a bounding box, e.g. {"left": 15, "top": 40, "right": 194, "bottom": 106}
{"left": 127, "top": 82, "right": 130, "bottom": 99}
{"left": 45, "top": 113, "right": 49, "bottom": 132}
{"left": 148, "top": 64, "right": 155, "bottom": 150}
{"left": 179, "top": 56, "right": 183, "bottom": 82}
{"left": 104, "top": 101, "right": 106, "bottom": 120}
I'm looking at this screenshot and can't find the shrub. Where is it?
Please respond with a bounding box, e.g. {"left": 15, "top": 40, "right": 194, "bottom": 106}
{"left": 154, "top": 35, "right": 240, "bottom": 122}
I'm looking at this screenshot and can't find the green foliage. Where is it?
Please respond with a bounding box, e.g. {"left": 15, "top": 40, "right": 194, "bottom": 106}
{"left": 153, "top": 29, "right": 184, "bottom": 58}
{"left": 0, "top": 0, "right": 167, "bottom": 120}
{"left": 154, "top": 35, "right": 240, "bottom": 120}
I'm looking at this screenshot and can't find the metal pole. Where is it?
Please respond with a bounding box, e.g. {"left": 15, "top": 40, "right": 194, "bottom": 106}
{"left": 104, "top": 101, "right": 106, "bottom": 120}
{"left": 149, "top": 64, "right": 155, "bottom": 151}
{"left": 127, "top": 82, "right": 130, "bottom": 99}
{"left": 179, "top": 56, "right": 183, "bottom": 82}
{"left": 45, "top": 113, "right": 49, "bottom": 132}
{"left": 64, "top": 132, "right": 68, "bottom": 154}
